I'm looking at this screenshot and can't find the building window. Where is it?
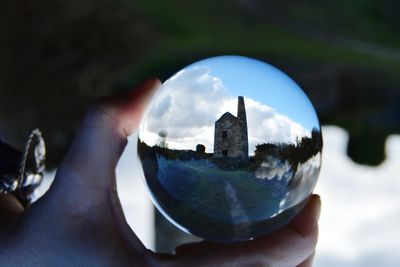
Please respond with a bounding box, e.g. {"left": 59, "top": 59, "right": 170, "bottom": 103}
{"left": 222, "top": 150, "right": 228, "bottom": 157}
{"left": 222, "top": 130, "right": 227, "bottom": 139}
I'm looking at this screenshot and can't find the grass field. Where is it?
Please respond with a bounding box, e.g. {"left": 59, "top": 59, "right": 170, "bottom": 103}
{"left": 156, "top": 157, "right": 290, "bottom": 223}
{"left": 140, "top": 148, "right": 313, "bottom": 240}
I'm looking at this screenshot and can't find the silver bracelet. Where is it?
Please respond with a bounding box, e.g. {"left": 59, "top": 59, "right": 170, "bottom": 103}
{"left": 0, "top": 129, "right": 46, "bottom": 205}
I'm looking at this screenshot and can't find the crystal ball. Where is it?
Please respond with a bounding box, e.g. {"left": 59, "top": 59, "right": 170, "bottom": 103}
{"left": 138, "top": 55, "right": 322, "bottom": 242}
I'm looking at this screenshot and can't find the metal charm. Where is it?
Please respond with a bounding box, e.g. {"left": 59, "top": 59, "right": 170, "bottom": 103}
{"left": 0, "top": 129, "right": 46, "bottom": 205}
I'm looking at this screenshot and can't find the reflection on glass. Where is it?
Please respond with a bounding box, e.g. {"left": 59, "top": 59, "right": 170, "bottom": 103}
{"left": 138, "top": 55, "right": 322, "bottom": 242}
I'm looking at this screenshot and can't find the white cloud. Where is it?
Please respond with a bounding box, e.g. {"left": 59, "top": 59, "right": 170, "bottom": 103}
{"left": 314, "top": 126, "right": 400, "bottom": 267}
{"left": 280, "top": 152, "right": 321, "bottom": 211}
{"left": 139, "top": 66, "right": 310, "bottom": 154}
{"left": 254, "top": 156, "right": 293, "bottom": 180}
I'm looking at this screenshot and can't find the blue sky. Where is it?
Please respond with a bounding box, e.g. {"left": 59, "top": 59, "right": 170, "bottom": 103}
{"left": 186, "top": 55, "right": 320, "bottom": 132}
{"left": 142, "top": 65, "right": 311, "bottom": 154}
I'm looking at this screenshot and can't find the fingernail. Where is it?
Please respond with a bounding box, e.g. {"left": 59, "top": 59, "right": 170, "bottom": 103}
{"left": 91, "top": 77, "right": 159, "bottom": 116}
{"left": 96, "top": 77, "right": 160, "bottom": 102}
{"left": 139, "top": 78, "right": 160, "bottom": 89}
{"left": 289, "top": 194, "right": 321, "bottom": 238}
{"left": 315, "top": 195, "right": 321, "bottom": 221}
{"left": 127, "top": 78, "right": 161, "bottom": 98}
{"left": 297, "top": 251, "right": 316, "bottom": 267}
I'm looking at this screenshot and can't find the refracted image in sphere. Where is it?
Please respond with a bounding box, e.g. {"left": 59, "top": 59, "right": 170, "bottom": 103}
{"left": 138, "top": 55, "right": 322, "bottom": 242}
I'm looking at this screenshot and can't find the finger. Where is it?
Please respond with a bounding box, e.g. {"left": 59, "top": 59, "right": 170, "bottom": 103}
{"left": 61, "top": 78, "right": 160, "bottom": 177}
{"left": 296, "top": 251, "right": 315, "bottom": 267}
{"left": 23, "top": 78, "right": 160, "bottom": 252}
{"left": 171, "top": 195, "right": 320, "bottom": 267}
{"left": 50, "top": 78, "right": 160, "bottom": 199}
{"left": 0, "top": 194, "right": 24, "bottom": 235}
{"left": 175, "top": 195, "right": 321, "bottom": 254}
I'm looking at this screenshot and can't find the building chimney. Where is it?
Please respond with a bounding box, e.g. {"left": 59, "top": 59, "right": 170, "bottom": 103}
{"left": 236, "top": 96, "right": 248, "bottom": 158}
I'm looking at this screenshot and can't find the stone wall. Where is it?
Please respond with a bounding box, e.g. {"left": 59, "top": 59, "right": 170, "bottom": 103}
{"left": 214, "top": 112, "right": 238, "bottom": 157}
{"left": 214, "top": 96, "right": 249, "bottom": 158}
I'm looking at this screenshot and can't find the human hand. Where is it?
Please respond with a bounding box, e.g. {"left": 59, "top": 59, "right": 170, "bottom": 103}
{"left": 0, "top": 78, "right": 320, "bottom": 267}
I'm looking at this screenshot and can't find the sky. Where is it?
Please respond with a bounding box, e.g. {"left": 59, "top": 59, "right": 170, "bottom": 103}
{"left": 140, "top": 56, "right": 319, "bottom": 155}
{"left": 37, "top": 126, "right": 400, "bottom": 266}
{"left": 313, "top": 126, "right": 400, "bottom": 267}
{"left": 186, "top": 56, "right": 319, "bottom": 132}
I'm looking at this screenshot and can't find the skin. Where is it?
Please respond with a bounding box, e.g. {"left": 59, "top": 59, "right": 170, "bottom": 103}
{"left": 0, "top": 79, "right": 321, "bottom": 267}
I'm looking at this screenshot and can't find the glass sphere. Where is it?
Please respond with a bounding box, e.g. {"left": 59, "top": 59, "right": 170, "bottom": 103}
{"left": 138, "top": 55, "right": 322, "bottom": 242}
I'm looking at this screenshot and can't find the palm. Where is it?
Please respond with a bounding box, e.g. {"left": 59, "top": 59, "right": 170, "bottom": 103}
{"left": 0, "top": 79, "right": 319, "bottom": 267}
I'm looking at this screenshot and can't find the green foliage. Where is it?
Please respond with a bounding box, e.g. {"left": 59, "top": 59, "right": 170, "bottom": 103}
{"left": 253, "top": 128, "right": 322, "bottom": 172}
{"left": 118, "top": 0, "right": 400, "bottom": 81}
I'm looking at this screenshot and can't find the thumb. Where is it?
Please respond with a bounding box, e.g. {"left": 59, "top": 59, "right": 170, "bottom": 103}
{"left": 37, "top": 78, "right": 160, "bottom": 224}
{"left": 63, "top": 78, "right": 160, "bottom": 175}
{"left": 10, "top": 79, "right": 162, "bottom": 264}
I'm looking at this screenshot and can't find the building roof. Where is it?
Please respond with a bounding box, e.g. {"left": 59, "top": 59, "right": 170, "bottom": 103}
{"left": 216, "top": 112, "right": 237, "bottom": 123}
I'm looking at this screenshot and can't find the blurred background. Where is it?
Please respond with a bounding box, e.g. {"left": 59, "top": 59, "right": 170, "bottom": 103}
{"left": 1, "top": 1, "right": 399, "bottom": 266}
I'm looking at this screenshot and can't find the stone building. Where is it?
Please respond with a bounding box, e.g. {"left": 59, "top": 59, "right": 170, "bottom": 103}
{"left": 213, "top": 96, "right": 248, "bottom": 158}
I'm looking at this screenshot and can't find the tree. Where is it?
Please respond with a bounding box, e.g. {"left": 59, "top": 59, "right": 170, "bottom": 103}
{"left": 158, "top": 130, "right": 168, "bottom": 148}
{"left": 196, "top": 144, "right": 205, "bottom": 153}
